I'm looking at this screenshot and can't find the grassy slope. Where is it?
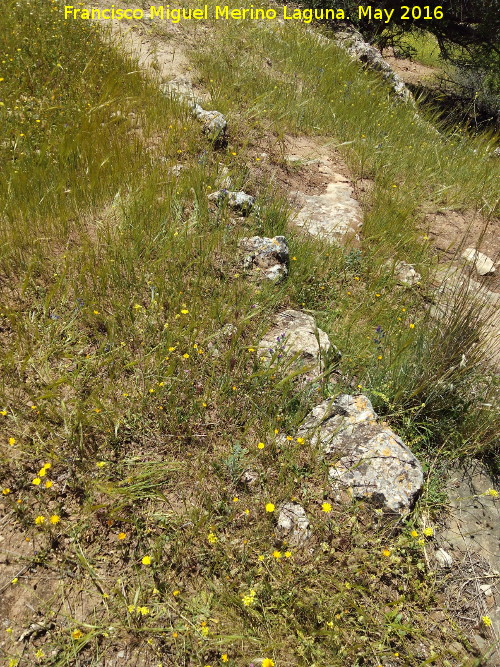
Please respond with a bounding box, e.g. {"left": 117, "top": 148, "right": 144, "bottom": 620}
{"left": 1, "top": 1, "right": 499, "bottom": 665}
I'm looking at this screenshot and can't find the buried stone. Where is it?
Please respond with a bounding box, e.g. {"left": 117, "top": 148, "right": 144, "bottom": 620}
{"left": 191, "top": 104, "right": 227, "bottom": 142}
{"left": 208, "top": 189, "right": 255, "bottom": 215}
{"left": 257, "top": 309, "right": 337, "bottom": 380}
{"left": 293, "top": 394, "right": 424, "bottom": 514}
{"left": 239, "top": 236, "right": 289, "bottom": 282}
{"left": 275, "top": 502, "right": 311, "bottom": 547}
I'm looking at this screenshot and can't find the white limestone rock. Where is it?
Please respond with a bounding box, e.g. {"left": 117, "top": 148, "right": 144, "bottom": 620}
{"left": 239, "top": 236, "right": 289, "bottom": 282}
{"left": 462, "top": 248, "right": 496, "bottom": 276}
{"left": 294, "top": 394, "right": 424, "bottom": 515}
{"left": 276, "top": 502, "right": 311, "bottom": 547}
{"left": 257, "top": 309, "right": 337, "bottom": 379}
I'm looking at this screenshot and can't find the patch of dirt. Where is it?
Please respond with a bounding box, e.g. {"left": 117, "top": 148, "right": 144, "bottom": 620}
{"left": 424, "top": 210, "right": 499, "bottom": 292}
{"left": 382, "top": 48, "right": 438, "bottom": 86}
{"left": 91, "top": 0, "right": 206, "bottom": 102}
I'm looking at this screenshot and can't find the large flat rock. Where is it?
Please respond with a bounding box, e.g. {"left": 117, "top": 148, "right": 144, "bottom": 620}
{"left": 292, "top": 178, "right": 363, "bottom": 244}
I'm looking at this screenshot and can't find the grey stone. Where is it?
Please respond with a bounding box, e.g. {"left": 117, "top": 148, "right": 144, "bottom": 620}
{"left": 239, "top": 236, "right": 289, "bottom": 282}
{"left": 276, "top": 502, "right": 311, "bottom": 546}
{"left": 192, "top": 103, "right": 227, "bottom": 141}
{"left": 462, "top": 248, "right": 496, "bottom": 276}
{"left": 294, "top": 394, "right": 424, "bottom": 514}
{"left": 440, "top": 462, "right": 500, "bottom": 662}
{"left": 394, "top": 260, "right": 422, "bottom": 287}
{"left": 240, "top": 469, "right": 259, "bottom": 488}
{"left": 208, "top": 189, "right": 255, "bottom": 215}
{"left": 257, "top": 309, "right": 335, "bottom": 379}
{"left": 293, "top": 179, "right": 363, "bottom": 244}
{"left": 335, "top": 29, "right": 414, "bottom": 103}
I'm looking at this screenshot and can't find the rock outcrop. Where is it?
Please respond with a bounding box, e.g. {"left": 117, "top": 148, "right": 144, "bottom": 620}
{"left": 208, "top": 189, "right": 255, "bottom": 215}
{"left": 192, "top": 104, "right": 227, "bottom": 142}
{"left": 462, "top": 248, "right": 496, "bottom": 276}
{"left": 292, "top": 177, "right": 363, "bottom": 245}
{"left": 335, "top": 29, "right": 414, "bottom": 103}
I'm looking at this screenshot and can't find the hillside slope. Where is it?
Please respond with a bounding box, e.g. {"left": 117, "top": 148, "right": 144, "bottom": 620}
{"left": 1, "top": 1, "right": 499, "bottom": 665}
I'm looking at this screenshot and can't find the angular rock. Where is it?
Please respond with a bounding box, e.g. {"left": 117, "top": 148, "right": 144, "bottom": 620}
{"left": 293, "top": 179, "right": 363, "bottom": 244}
{"left": 294, "top": 394, "right": 424, "bottom": 515}
{"left": 258, "top": 309, "right": 335, "bottom": 379}
{"left": 192, "top": 104, "right": 227, "bottom": 141}
{"left": 462, "top": 248, "right": 496, "bottom": 276}
{"left": 276, "top": 502, "right": 311, "bottom": 547}
{"left": 208, "top": 189, "right": 255, "bottom": 215}
{"left": 394, "top": 260, "right": 422, "bottom": 287}
{"left": 434, "top": 547, "right": 453, "bottom": 568}
{"left": 239, "top": 236, "right": 289, "bottom": 282}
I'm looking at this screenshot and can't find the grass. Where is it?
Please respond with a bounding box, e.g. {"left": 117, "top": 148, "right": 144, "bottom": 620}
{"left": 395, "top": 32, "right": 443, "bottom": 69}
{"left": 1, "top": 1, "right": 499, "bottom": 665}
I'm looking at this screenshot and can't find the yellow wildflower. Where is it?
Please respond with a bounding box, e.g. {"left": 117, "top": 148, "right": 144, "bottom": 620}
{"left": 272, "top": 550, "right": 282, "bottom": 559}
{"left": 382, "top": 549, "right": 391, "bottom": 557}
{"left": 71, "top": 629, "right": 83, "bottom": 639}
{"left": 423, "top": 527, "right": 434, "bottom": 537}
{"left": 482, "top": 616, "right": 492, "bottom": 627}
{"left": 241, "top": 590, "right": 256, "bottom": 606}
{"left": 141, "top": 555, "right": 152, "bottom": 565}
{"left": 9, "top": 438, "right": 16, "bottom": 446}
{"left": 32, "top": 477, "right": 41, "bottom": 486}
{"left": 321, "top": 502, "right": 332, "bottom": 513}
{"left": 45, "top": 480, "right": 53, "bottom": 489}
{"left": 207, "top": 532, "right": 218, "bottom": 544}
{"left": 2, "top": 488, "right": 11, "bottom": 495}
{"left": 49, "top": 515, "right": 60, "bottom": 524}
{"left": 118, "top": 532, "right": 126, "bottom": 540}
